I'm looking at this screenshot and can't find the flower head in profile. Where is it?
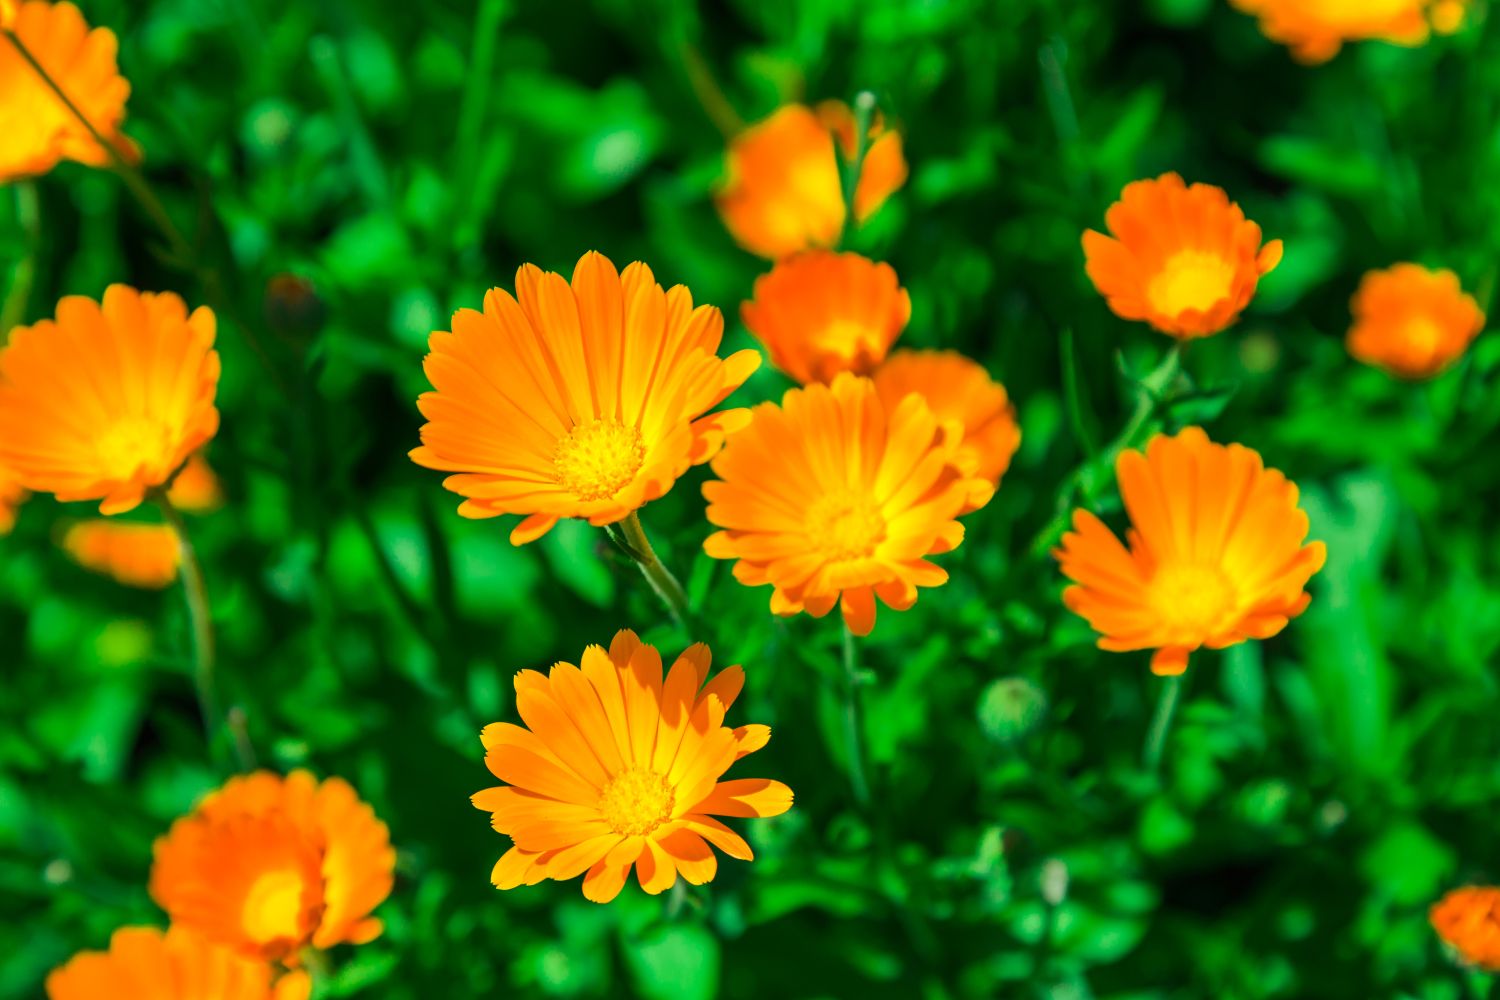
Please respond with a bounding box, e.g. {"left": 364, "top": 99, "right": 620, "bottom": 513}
{"left": 716, "top": 100, "right": 907, "bottom": 260}
{"left": 703, "top": 373, "right": 992, "bottom": 636}
{"left": 62, "top": 520, "right": 179, "bottom": 588}
{"left": 151, "top": 770, "right": 395, "bottom": 964}
{"left": 741, "top": 251, "right": 910, "bottom": 385}
{"left": 1347, "top": 264, "right": 1484, "bottom": 379}
{"left": 1054, "top": 427, "right": 1325, "bottom": 675}
{"left": 1432, "top": 886, "right": 1500, "bottom": 971}
{"left": 411, "top": 252, "right": 760, "bottom": 545}
{"left": 474, "top": 630, "right": 792, "bottom": 903}
{"left": 1083, "top": 173, "right": 1282, "bottom": 340}
{"left": 872, "top": 349, "right": 1021, "bottom": 490}
{"left": 0, "top": 1, "right": 139, "bottom": 182}
{"left": 46, "top": 927, "right": 309, "bottom": 1000}
{"left": 1228, "top": 0, "right": 1466, "bottom": 63}
{"left": 0, "top": 285, "right": 219, "bottom": 515}
{"left": 0, "top": 464, "right": 25, "bottom": 535}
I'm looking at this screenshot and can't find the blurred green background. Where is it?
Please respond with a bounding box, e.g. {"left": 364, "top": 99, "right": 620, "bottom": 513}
{"left": 4, "top": 0, "right": 1500, "bottom": 997}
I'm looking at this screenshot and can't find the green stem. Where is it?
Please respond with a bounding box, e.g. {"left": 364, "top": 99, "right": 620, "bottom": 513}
{"left": 1, "top": 181, "right": 40, "bottom": 342}
{"left": 840, "top": 623, "right": 872, "bottom": 808}
{"left": 1142, "top": 674, "right": 1184, "bottom": 774}
{"left": 675, "top": 37, "right": 742, "bottom": 138}
{"left": 156, "top": 492, "right": 245, "bottom": 769}
{"left": 837, "top": 91, "right": 877, "bottom": 243}
{"left": 615, "top": 511, "right": 691, "bottom": 629}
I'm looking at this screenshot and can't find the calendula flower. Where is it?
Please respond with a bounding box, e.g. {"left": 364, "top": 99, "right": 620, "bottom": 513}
{"left": 0, "top": 464, "right": 25, "bottom": 535}
{"left": 0, "top": 1, "right": 139, "bottom": 182}
{"left": 872, "top": 349, "right": 1021, "bottom": 489}
{"left": 0, "top": 285, "right": 219, "bottom": 516}
{"left": 716, "top": 101, "right": 907, "bottom": 260}
{"left": 1347, "top": 263, "right": 1485, "bottom": 379}
{"left": 1054, "top": 427, "right": 1325, "bottom": 676}
{"left": 167, "top": 452, "right": 224, "bottom": 513}
{"left": 151, "top": 770, "right": 395, "bottom": 964}
{"left": 411, "top": 251, "right": 760, "bottom": 545}
{"left": 46, "top": 927, "right": 310, "bottom": 1000}
{"left": 741, "top": 251, "right": 910, "bottom": 385}
{"left": 1228, "top": 0, "right": 1465, "bottom": 63}
{"left": 62, "top": 520, "right": 179, "bottom": 589}
{"left": 474, "top": 630, "right": 793, "bottom": 903}
{"left": 1083, "top": 173, "right": 1283, "bottom": 340}
{"left": 703, "top": 372, "right": 992, "bottom": 636}
{"left": 1431, "top": 886, "right": 1500, "bottom": 971}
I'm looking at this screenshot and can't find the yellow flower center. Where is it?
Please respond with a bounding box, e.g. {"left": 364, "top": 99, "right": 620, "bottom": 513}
{"left": 240, "top": 868, "right": 308, "bottom": 945}
{"left": 598, "top": 767, "right": 675, "bottom": 837}
{"left": 1149, "top": 563, "right": 1238, "bottom": 634}
{"left": 1403, "top": 315, "right": 1443, "bottom": 356}
{"left": 1149, "top": 251, "right": 1236, "bottom": 317}
{"left": 553, "top": 419, "right": 645, "bottom": 501}
{"left": 814, "top": 319, "right": 879, "bottom": 360}
{"left": 95, "top": 417, "right": 171, "bottom": 482}
{"left": 806, "top": 491, "right": 886, "bottom": 561}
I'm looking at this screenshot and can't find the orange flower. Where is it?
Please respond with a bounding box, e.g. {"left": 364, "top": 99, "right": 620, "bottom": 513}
{"left": 0, "top": 1, "right": 139, "bottom": 182}
{"left": 411, "top": 251, "right": 760, "bottom": 545}
{"left": 741, "top": 251, "right": 910, "bottom": 385}
{"left": 716, "top": 101, "right": 907, "bottom": 260}
{"left": 872, "top": 349, "right": 1021, "bottom": 489}
{"left": 151, "top": 770, "right": 395, "bottom": 964}
{"left": 46, "top": 927, "right": 310, "bottom": 1000}
{"left": 167, "top": 452, "right": 224, "bottom": 513}
{"left": 1083, "top": 173, "right": 1283, "bottom": 340}
{"left": 0, "top": 285, "right": 219, "bottom": 516}
{"left": 1054, "top": 427, "right": 1325, "bottom": 676}
{"left": 0, "top": 463, "right": 25, "bottom": 534}
{"left": 473, "top": 630, "right": 793, "bottom": 903}
{"left": 703, "top": 372, "right": 992, "bottom": 636}
{"left": 1228, "top": 0, "right": 1464, "bottom": 63}
{"left": 62, "top": 520, "right": 179, "bottom": 589}
{"left": 1347, "top": 264, "right": 1484, "bottom": 379}
{"left": 1432, "top": 886, "right": 1500, "bottom": 971}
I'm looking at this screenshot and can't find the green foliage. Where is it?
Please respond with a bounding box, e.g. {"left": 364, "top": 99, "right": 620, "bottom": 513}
{"left": 3, "top": 1, "right": 1500, "bottom": 998}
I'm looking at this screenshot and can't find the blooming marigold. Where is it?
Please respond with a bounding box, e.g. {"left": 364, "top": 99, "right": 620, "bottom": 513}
{"left": 741, "top": 251, "right": 910, "bottom": 385}
{"left": 1347, "top": 263, "right": 1485, "bottom": 379}
{"left": 1083, "top": 173, "right": 1283, "bottom": 340}
{"left": 46, "top": 927, "right": 310, "bottom": 1000}
{"left": 62, "top": 520, "right": 180, "bottom": 589}
{"left": 150, "top": 770, "right": 395, "bottom": 964}
{"left": 1054, "top": 427, "right": 1325, "bottom": 676}
{"left": 703, "top": 372, "right": 992, "bottom": 636}
{"left": 872, "top": 349, "right": 1021, "bottom": 489}
{"left": 0, "top": 463, "right": 25, "bottom": 535}
{"left": 1228, "top": 0, "right": 1466, "bottom": 64}
{"left": 0, "top": 1, "right": 139, "bottom": 182}
{"left": 473, "top": 630, "right": 793, "bottom": 903}
{"left": 716, "top": 101, "right": 907, "bottom": 260}
{"left": 411, "top": 251, "right": 760, "bottom": 545}
{"left": 1432, "top": 886, "right": 1500, "bottom": 971}
{"left": 0, "top": 285, "right": 219, "bottom": 516}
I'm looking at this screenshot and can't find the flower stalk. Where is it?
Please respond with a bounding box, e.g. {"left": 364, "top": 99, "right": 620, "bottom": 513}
{"left": 840, "top": 622, "right": 872, "bottom": 808}
{"left": 614, "top": 511, "right": 692, "bottom": 629}
{"left": 1142, "top": 673, "right": 1184, "bottom": 774}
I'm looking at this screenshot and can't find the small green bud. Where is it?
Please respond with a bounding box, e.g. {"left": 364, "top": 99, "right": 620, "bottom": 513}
{"left": 977, "top": 676, "right": 1047, "bottom": 744}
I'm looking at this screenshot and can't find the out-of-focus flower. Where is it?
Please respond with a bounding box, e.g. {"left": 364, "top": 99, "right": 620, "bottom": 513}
{"left": 1431, "top": 886, "right": 1500, "bottom": 971}
{"left": 0, "top": 1, "right": 139, "bottom": 182}
{"left": 61, "top": 520, "right": 179, "bottom": 589}
{"left": 1083, "top": 173, "right": 1282, "bottom": 340}
{"left": 473, "top": 630, "right": 792, "bottom": 903}
{"left": 1228, "top": 0, "right": 1467, "bottom": 63}
{"left": 1347, "top": 263, "right": 1485, "bottom": 379}
{"left": 716, "top": 101, "right": 907, "bottom": 260}
{"left": 1053, "top": 427, "right": 1325, "bottom": 676}
{"left": 0, "top": 463, "right": 26, "bottom": 534}
{"left": 873, "top": 349, "right": 1021, "bottom": 490}
{"left": 703, "top": 373, "right": 992, "bottom": 636}
{"left": 46, "top": 927, "right": 310, "bottom": 1000}
{"left": 411, "top": 251, "right": 760, "bottom": 545}
{"left": 167, "top": 453, "right": 224, "bottom": 514}
{"left": 741, "top": 251, "right": 909, "bottom": 384}
{"left": 150, "top": 770, "right": 395, "bottom": 965}
{"left": 0, "top": 285, "right": 219, "bottom": 515}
